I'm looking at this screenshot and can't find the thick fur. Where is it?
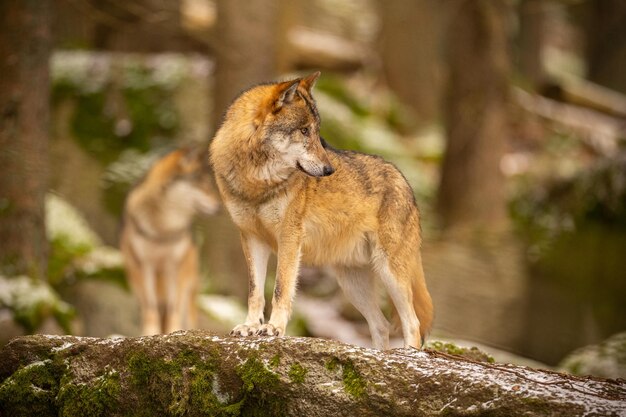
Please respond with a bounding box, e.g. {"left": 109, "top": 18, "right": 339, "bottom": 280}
{"left": 210, "top": 72, "right": 433, "bottom": 349}
{"left": 120, "top": 147, "right": 220, "bottom": 335}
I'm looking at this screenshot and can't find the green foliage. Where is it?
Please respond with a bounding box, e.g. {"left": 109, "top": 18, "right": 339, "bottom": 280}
{"left": 0, "top": 275, "right": 75, "bottom": 334}
{"left": 511, "top": 157, "right": 626, "bottom": 256}
{"left": 51, "top": 53, "right": 181, "bottom": 166}
{"left": 319, "top": 117, "right": 367, "bottom": 152}
{"left": 48, "top": 235, "right": 92, "bottom": 287}
{"left": 316, "top": 75, "right": 370, "bottom": 118}
{"left": 45, "top": 193, "right": 127, "bottom": 292}
{"left": 510, "top": 157, "right": 626, "bottom": 332}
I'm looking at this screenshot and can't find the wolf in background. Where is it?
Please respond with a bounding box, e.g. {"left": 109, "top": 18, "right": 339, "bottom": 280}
{"left": 210, "top": 72, "right": 433, "bottom": 349}
{"left": 120, "top": 147, "right": 220, "bottom": 335}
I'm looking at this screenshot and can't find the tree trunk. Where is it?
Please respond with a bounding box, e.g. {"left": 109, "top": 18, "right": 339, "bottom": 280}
{"left": 437, "top": 0, "right": 510, "bottom": 232}
{"left": 517, "top": 0, "right": 546, "bottom": 87}
{"left": 53, "top": 0, "right": 210, "bottom": 54}
{"left": 378, "top": 0, "right": 442, "bottom": 125}
{"left": 212, "top": 0, "right": 279, "bottom": 131}
{"left": 579, "top": 0, "right": 626, "bottom": 95}
{"left": 1, "top": 331, "right": 624, "bottom": 416}
{"left": 0, "top": 0, "right": 51, "bottom": 280}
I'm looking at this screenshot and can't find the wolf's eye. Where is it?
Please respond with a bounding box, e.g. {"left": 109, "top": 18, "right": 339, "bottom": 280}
{"left": 300, "top": 127, "right": 309, "bottom": 136}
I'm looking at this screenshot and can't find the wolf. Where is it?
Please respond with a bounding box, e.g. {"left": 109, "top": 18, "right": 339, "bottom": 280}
{"left": 209, "top": 72, "right": 433, "bottom": 349}
{"left": 120, "top": 147, "right": 220, "bottom": 335}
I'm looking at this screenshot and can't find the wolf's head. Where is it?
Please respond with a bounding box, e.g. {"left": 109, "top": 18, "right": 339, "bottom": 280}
{"left": 169, "top": 146, "right": 220, "bottom": 215}
{"left": 219, "top": 72, "right": 335, "bottom": 180}
{"left": 257, "top": 71, "right": 334, "bottom": 178}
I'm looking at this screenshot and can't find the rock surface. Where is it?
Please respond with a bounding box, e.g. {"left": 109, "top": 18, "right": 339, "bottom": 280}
{"left": 1, "top": 330, "right": 624, "bottom": 416}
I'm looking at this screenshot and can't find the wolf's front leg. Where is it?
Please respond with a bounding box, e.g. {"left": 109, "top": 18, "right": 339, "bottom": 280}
{"left": 257, "top": 235, "right": 302, "bottom": 336}
{"left": 231, "top": 234, "right": 271, "bottom": 336}
{"left": 141, "top": 266, "right": 162, "bottom": 335}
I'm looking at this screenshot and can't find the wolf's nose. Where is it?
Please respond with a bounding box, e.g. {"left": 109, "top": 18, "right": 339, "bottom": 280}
{"left": 322, "top": 165, "right": 335, "bottom": 176}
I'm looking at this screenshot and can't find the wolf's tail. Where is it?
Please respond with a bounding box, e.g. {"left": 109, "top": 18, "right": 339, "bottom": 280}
{"left": 412, "top": 258, "right": 433, "bottom": 343}
{"left": 391, "top": 255, "right": 433, "bottom": 345}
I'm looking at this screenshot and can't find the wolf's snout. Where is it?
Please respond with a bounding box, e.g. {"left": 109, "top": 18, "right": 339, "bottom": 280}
{"left": 322, "top": 165, "right": 335, "bottom": 176}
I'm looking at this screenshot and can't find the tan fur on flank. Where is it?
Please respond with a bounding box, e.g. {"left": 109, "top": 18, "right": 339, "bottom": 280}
{"left": 210, "top": 72, "right": 433, "bottom": 349}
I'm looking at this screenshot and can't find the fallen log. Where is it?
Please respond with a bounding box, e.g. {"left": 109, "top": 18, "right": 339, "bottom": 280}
{"left": 540, "top": 79, "right": 626, "bottom": 119}
{"left": 0, "top": 330, "right": 624, "bottom": 416}
{"left": 514, "top": 88, "right": 625, "bottom": 156}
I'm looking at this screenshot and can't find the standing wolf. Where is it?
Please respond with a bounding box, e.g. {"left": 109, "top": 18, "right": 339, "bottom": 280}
{"left": 210, "top": 72, "right": 433, "bottom": 348}
{"left": 120, "top": 147, "right": 220, "bottom": 335}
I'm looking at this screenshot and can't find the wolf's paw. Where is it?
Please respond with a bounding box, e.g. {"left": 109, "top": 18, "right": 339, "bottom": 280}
{"left": 256, "top": 323, "right": 283, "bottom": 336}
{"left": 230, "top": 324, "right": 260, "bottom": 337}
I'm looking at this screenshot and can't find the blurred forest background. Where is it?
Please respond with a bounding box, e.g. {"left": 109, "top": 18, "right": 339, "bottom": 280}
{"left": 1, "top": 0, "right": 625, "bottom": 377}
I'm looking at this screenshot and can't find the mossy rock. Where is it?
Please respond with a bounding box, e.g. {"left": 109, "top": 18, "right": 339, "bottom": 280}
{"left": 559, "top": 332, "right": 626, "bottom": 379}
{"left": 2, "top": 331, "right": 624, "bottom": 416}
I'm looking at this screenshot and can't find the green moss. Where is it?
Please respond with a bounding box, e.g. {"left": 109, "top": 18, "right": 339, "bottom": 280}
{"left": 128, "top": 349, "right": 189, "bottom": 414}
{"left": 234, "top": 355, "right": 285, "bottom": 417}
{"left": 236, "top": 356, "right": 280, "bottom": 395}
{"left": 187, "top": 362, "right": 240, "bottom": 416}
{"left": 325, "top": 357, "right": 367, "bottom": 399}
{"left": 3, "top": 343, "right": 296, "bottom": 417}
{"left": 269, "top": 354, "right": 281, "bottom": 368}
{"left": 325, "top": 357, "right": 340, "bottom": 372}
{"left": 57, "top": 367, "right": 120, "bottom": 417}
{"left": 427, "top": 341, "right": 495, "bottom": 363}
{"left": 341, "top": 360, "right": 366, "bottom": 399}
{"left": 0, "top": 359, "right": 64, "bottom": 417}
{"left": 126, "top": 346, "right": 248, "bottom": 416}
{"left": 288, "top": 363, "right": 307, "bottom": 384}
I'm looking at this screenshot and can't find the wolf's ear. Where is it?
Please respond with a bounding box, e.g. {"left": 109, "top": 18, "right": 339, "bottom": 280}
{"left": 301, "top": 71, "right": 321, "bottom": 92}
{"left": 274, "top": 79, "right": 300, "bottom": 112}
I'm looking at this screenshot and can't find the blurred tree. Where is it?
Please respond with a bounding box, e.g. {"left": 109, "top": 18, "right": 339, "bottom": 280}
{"left": 276, "top": 0, "right": 301, "bottom": 73}
{"left": 213, "top": 0, "right": 279, "bottom": 130}
{"left": 53, "top": 0, "right": 210, "bottom": 53}
{"left": 517, "top": 0, "right": 546, "bottom": 87}
{"left": 578, "top": 0, "right": 626, "bottom": 94}
{"left": 0, "top": 0, "right": 52, "bottom": 280}
{"left": 378, "top": 0, "right": 442, "bottom": 125}
{"left": 437, "top": 0, "right": 511, "bottom": 232}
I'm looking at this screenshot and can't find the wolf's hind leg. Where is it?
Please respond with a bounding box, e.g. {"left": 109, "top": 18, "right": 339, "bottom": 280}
{"left": 372, "top": 248, "right": 422, "bottom": 348}
{"left": 333, "top": 266, "right": 390, "bottom": 350}
{"left": 232, "top": 234, "right": 271, "bottom": 336}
